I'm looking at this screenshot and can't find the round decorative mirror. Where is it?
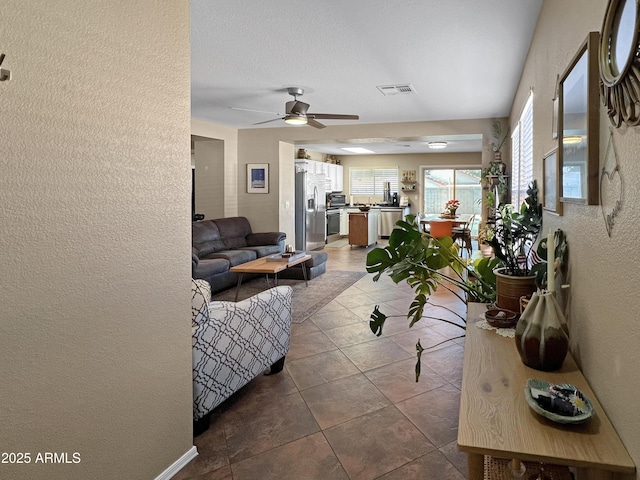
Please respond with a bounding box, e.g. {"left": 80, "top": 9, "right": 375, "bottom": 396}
{"left": 599, "top": 0, "right": 640, "bottom": 126}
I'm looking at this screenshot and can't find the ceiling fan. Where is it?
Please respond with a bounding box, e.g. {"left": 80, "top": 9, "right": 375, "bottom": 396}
{"left": 231, "top": 87, "right": 359, "bottom": 129}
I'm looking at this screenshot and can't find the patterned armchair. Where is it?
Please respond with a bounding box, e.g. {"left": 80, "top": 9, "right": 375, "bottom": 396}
{"left": 191, "top": 279, "right": 292, "bottom": 434}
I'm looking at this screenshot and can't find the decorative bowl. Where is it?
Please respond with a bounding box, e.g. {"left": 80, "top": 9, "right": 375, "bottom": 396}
{"left": 484, "top": 307, "right": 518, "bottom": 328}
{"left": 358, "top": 206, "right": 371, "bottom": 212}
{"left": 525, "top": 378, "right": 594, "bottom": 424}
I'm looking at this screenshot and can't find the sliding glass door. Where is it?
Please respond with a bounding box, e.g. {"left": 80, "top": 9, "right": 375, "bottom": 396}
{"left": 423, "top": 168, "right": 482, "bottom": 235}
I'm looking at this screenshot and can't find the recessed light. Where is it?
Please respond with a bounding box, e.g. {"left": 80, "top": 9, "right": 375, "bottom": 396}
{"left": 341, "top": 147, "right": 375, "bottom": 154}
{"left": 563, "top": 135, "right": 583, "bottom": 145}
{"left": 428, "top": 142, "right": 448, "bottom": 149}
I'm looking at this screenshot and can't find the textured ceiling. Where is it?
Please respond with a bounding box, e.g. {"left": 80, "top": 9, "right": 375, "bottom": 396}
{"left": 190, "top": 1, "right": 543, "bottom": 153}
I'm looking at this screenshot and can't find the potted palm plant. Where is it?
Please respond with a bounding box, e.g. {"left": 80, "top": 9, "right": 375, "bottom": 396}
{"left": 485, "top": 180, "right": 543, "bottom": 311}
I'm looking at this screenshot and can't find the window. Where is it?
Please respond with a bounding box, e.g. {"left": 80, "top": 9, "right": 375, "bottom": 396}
{"left": 423, "top": 168, "right": 482, "bottom": 235}
{"left": 349, "top": 168, "right": 399, "bottom": 195}
{"left": 511, "top": 93, "right": 533, "bottom": 207}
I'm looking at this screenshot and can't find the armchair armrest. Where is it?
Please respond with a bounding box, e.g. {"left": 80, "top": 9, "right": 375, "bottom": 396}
{"left": 246, "top": 231, "right": 286, "bottom": 247}
{"left": 192, "top": 285, "right": 292, "bottom": 420}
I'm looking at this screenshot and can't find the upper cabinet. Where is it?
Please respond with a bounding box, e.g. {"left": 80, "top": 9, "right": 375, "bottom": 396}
{"left": 296, "top": 159, "right": 343, "bottom": 192}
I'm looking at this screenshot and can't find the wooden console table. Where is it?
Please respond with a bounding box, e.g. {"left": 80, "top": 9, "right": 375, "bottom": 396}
{"left": 458, "top": 303, "right": 635, "bottom": 479}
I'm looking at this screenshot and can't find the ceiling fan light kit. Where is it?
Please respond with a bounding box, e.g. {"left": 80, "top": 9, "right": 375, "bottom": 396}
{"left": 240, "top": 87, "right": 359, "bottom": 129}
{"left": 284, "top": 114, "right": 308, "bottom": 125}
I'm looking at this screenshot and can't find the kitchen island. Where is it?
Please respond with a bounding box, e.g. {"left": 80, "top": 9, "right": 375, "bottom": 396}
{"left": 348, "top": 209, "right": 379, "bottom": 247}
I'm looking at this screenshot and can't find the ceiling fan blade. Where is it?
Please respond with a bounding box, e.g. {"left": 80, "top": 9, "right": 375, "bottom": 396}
{"left": 307, "top": 118, "right": 326, "bottom": 129}
{"left": 253, "top": 117, "right": 284, "bottom": 125}
{"left": 229, "top": 106, "right": 282, "bottom": 115}
{"left": 308, "top": 113, "right": 359, "bottom": 120}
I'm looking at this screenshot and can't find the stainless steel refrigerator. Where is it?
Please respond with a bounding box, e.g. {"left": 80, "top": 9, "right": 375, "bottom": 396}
{"left": 295, "top": 171, "right": 326, "bottom": 251}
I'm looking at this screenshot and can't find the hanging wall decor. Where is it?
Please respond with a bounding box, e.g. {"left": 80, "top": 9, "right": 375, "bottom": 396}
{"left": 559, "top": 31, "right": 600, "bottom": 205}
{"left": 600, "top": 127, "right": 624, "bottom": 237}
{"left": 599, "top": 0, "right": 640, "bottom": 127}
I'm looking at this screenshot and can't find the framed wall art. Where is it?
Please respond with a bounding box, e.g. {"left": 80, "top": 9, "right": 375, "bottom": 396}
{"left": 559, "top": 31, "right": 600, "bottom": 205}
{"left": 543, "top": 149, "right": 562, "bottom": 215}
{"left": 247, "top": 163, "right": 269, "bottom": 194}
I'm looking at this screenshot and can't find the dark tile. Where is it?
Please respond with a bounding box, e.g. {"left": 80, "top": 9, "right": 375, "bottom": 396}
{"left": 377, "top": 450, "right": 466, "bottom": 479}
{"left": 231, "top": 432, "right": 348, "bottom": 480}
{"left": 420, "top": 343, "right": 465, "bottom": 384}
{"left": 364, "top": 358, "right": 447, "bottom": 404}
{"left": 322, "top": 321, "right": 376, "bottom": 348}
{"left": 301, "top": 373, "right": 390, "bottom": 429}
{"left": 176, "top": 465, "right": 233, "bottom": 480}
{"left": 286, "top": 330, "right": 337, "bottom": 361}
{"left": 324, "top": 405, "right": 434, "bottom": 480}
{"left": 286, "top": 349, "right": 360, "bottom": 391}
{"left": 341, "top": 337, "right": 412, "bottom": 372}
{"left": 388, "top": 326, "right": 451, "bottom": 353}
{"left": 439, "top": 441, "right": 469, "bottom": 478}
{"left": 396, "top": 384, "right": 461, "bottom": 447}
{"left": 310, "top": 307, "right": 363, "bottom": 330}
{"left": 172, "top": 415, "right": 228, "bottom": 479}
{"left": 334, "top": 291, "right": 379, "bottom": 309}
{"left": 223, "top": 391, "right": 320, "bottom": 463}
{"left": 291, "top": 320, "right": 320, "bottom": 337}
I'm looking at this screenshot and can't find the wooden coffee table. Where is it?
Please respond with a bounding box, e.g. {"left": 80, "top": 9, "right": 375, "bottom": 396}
{"left": 230, "top": 254, "right": 311, "bottom": 301}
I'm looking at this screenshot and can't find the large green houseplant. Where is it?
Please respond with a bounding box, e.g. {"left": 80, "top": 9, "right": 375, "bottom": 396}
{"left": 486, "top": 180, "right": 543, "bottom": 276}
{"left": 485, "top": 180, "right": 543, "bottom": 311}
{"left": 365, "top": 216, "right": 500, "bottom": 379}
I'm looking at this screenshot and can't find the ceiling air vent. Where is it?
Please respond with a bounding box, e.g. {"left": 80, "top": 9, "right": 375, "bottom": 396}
{"left": 376, "top": 84, "right": 416, "bottom": 96}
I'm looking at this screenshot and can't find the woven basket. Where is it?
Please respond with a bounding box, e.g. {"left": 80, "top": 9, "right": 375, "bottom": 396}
{"left": 483, "top": 456, "right": 572, "bottom": 479}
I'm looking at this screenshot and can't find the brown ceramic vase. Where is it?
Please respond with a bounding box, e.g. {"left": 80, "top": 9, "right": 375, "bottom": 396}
{"left": 515, "top": 290, "right": 568, "bottom": 371}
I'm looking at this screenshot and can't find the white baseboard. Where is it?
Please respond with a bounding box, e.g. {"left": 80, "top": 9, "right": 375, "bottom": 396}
{"left": 155, "top": 446, "right": 198, "bottom": 480}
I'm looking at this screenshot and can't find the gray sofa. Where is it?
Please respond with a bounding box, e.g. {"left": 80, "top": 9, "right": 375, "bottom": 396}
{"left": 192, "top": 217, "right": 286, "bottom": 293}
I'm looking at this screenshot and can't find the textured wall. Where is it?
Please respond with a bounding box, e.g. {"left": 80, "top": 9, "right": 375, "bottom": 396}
{"left": 0, "top": 2, "right": 193, "bottom": 479}
{"left": 513, "top": 1, "right": 640, "bottom": 477}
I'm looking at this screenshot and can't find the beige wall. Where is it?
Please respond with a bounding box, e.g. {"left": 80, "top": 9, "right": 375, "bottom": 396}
{"left": 338, "top": 152, "right": 482, "bottom": 216}
{"left": 191, "top": 119, "right": 239, "bottom": 218}
{"left": 514, "top": 1, "right": 640, "bottom": 477}
{"left": 193, "top": 137, "right": 225, "bottom": 220}
{"left": 0, "top": 2, "right": 193, "bottom": 479}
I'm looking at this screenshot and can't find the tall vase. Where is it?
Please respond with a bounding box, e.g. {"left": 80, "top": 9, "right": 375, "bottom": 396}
{"left": 515, "top": 291, "right": 569, "bottom": 371}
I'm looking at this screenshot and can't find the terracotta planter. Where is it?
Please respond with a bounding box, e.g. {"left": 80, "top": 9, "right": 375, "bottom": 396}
{"left": 494, "top": 267, "right": 537, "bottom": 313}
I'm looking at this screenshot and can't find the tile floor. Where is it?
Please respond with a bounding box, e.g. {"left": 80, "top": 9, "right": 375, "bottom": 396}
{"left": 176, "top": 242, "right": 471, "bottom": 480}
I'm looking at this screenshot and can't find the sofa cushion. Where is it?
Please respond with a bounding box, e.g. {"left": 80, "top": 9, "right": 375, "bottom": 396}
{"left": 194, "top": 258, "right": 230, "bottom": 278}
{"left": 193, "top": 220, "right": 226, "bottom": 257}
{"left": 207, "top": 249, "right": 257, "bottom": 266}
{"left": 247, "top": 232, "right": 286, "bottom": 247}
{"left": 214, "top": 217, "right": 252, "bottom": 249}
{"left": 239, "top": 245, "right": 282, "bottom": 258}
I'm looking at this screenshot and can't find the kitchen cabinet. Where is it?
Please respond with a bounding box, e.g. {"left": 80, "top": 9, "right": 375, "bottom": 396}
{"left": 348, "top": 210, "right": 379, "bottom": 247}
{"left": 295, "top": 160, "right": 343, "bottom": 192}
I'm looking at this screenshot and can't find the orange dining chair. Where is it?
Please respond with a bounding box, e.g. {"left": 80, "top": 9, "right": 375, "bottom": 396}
{"left": 428, "top": 219, "right": 453, "bottom": 239}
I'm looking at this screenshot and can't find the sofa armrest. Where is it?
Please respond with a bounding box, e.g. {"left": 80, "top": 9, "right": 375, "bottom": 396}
{"left": 192, "top": 286, "right": 292, "bottom": 420}
{"left": 246, "top": 231, "right": 286, "bottom": 247}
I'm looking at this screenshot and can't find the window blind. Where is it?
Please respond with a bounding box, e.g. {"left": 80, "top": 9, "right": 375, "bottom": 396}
{"left": 349, "top": 168, "right": 399, "bottom": 195}
{"left": 511, "top": 94, "right": 533, "bottom": 207}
